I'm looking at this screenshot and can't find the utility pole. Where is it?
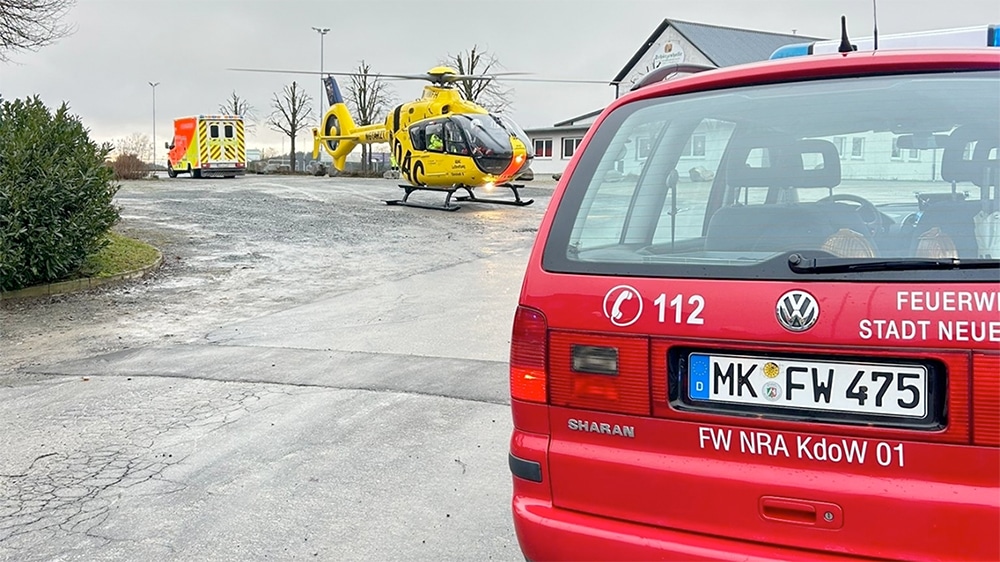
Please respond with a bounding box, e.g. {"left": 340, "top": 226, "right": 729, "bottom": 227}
{"left": 149, "top": 81, "right": 160, "bottom": 176}
{"left": 311, "top": 26, "right": 330, "bottom": 122}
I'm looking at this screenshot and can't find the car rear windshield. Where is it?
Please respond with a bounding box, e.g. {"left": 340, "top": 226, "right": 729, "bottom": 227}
{"left": 543, "top": 70, "right": 1000, "bottom": 281}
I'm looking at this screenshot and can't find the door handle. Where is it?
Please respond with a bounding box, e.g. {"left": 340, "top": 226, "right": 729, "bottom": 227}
{"left": 759, "top": 496, "right": 843, "bottom": 529}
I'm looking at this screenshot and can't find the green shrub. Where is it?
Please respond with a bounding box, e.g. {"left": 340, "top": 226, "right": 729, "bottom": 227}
{"left": 0, "top": 96, "right": 121, "bottom": 291}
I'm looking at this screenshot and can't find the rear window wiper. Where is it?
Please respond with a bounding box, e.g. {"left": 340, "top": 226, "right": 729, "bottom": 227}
{"left": 788, "top": 254, "right": 1000, "bottom": 274}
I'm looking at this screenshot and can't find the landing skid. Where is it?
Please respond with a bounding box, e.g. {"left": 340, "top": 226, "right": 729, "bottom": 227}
{"left": 385, "top": 184, "right": 533, "bottom": 212}
{"left": 455, "top": 184, "right": 533, "bottom": 207}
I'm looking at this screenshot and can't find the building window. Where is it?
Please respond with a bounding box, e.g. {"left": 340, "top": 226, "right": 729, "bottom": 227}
{"left": 834, "top": 136, "right": 847, "bottom": 159}
{"left": 851, "top": 137, "right": 865, "bottom": 159}
{"left": 637, "top": 137, "right": 651, "bottom": 159}
{"left": 893, "top": 137, "right": 920, "bottom": 161}
{"left": 563, "top": 137, "right": 583, "bottom": 159}
{"left": 534, "top": 138, "right": 553, "bottom": 158}
{"left": 680, "top": 134, "right": 706, "bottom": 158}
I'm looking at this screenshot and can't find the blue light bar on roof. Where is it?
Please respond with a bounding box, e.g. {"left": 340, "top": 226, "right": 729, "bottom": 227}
{"left": 770, "top": 43, "right": 813, "bottom": 59}
{"left": 774, "top": 24, "right": 999, "bottom": 58}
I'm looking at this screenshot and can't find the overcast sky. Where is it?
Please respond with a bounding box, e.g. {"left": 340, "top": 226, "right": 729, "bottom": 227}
{"left": 2, "top": 0, "right": 998, "bottom": 157}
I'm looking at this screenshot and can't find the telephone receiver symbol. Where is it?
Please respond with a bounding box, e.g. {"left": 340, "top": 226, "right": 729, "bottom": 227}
{"left": 611, "top": 291, "right": 633, "bottom": 321}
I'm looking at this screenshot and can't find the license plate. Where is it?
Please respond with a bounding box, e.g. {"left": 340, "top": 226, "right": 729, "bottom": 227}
{"left": 687, "top": 353, "right": 928, "bottom": 419}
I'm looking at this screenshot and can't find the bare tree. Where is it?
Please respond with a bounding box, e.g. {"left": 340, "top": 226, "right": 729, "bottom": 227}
{"left": 219, "top": 90, "right": 257, "bottom": 133}
{"left": 0, "top": 0, "right": 76, "bottom": 61}
{"left": 109, "top": 132, "right": 152, "bottom": 179}
{"left": 266, "top": 81, "right": 313, "bottom": 172}
{"left": 259, "top": 146, "right": 280, "bottom": 161}
{"left": 441, "top": 45, "right": 513, "bottom": 113}
{"left": 345, "top": 60, "right": 395, "bottom": 174}
{"left": 113, "top": 132, "right": 152, "bottom": 162}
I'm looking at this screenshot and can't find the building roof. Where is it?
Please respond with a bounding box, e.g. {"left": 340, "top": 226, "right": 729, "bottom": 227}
{"left": 524, "top": 125, "right": 591, "bottom": 136}
{"left": 529, "top": 18, "right": 826, "bottom": 136}
{"left": 553, "top": 109, "right": 603, "bottom": 128}
{"left": 612, "top": 18, "right": 824, "bottom": 83}
{"left": 523, "top": 108, "right": 600, "bottom": 135}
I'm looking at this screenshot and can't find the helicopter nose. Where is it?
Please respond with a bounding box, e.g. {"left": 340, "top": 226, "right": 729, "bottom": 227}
{"left": 497, "top": 143, "right": 529, "bottom": 182}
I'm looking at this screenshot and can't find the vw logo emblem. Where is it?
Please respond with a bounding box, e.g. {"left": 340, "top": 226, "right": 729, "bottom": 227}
{"left": 603, "top": 285, "right": 643, "bottom": 327}
{"left": 776, "top": 290, "right": 819, "bottom": 332}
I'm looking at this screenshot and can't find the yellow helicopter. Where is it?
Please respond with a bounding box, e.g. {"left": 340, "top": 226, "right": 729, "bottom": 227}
{"left": 311, "top": 66, "right": 535, "bottom": 211}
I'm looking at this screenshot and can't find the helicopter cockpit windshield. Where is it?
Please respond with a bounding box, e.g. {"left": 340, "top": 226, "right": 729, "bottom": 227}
{"left": 451, "top": 114, "right": 529, "bottom": 175}
{"left": 496, "top": 114, "right": 532, "bottom": 151}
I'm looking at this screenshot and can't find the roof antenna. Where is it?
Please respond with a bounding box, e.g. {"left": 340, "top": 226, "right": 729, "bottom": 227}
{"left": 872, "top": 0, "right": 879, "bottom": 50}
{"left": 837, "top": 15, "right": 855, "bottom": 53}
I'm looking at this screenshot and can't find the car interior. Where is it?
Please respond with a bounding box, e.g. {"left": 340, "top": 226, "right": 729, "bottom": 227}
{"left": 638, "top": 126, "right": 1000, "bottom": 262}
{"left": 707, "top": 127, "right": 999, "bottom": 260}
{"left": 705, "top": 138, "right": 881, "bottom": 258}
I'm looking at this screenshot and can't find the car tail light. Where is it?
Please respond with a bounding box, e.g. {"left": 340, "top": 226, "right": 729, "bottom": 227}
{"left": 510, "top": 306, "right": 548, "bottom": 403}
{"left": 972, "top": 353, "right": 1000, "bottom": 446}
{"left": 549, "top": 332, "right": 650, "bottom": 416}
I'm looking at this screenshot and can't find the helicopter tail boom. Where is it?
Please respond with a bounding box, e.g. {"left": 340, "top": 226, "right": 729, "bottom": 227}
{"left": 312, "top": 83, "right": 390, "bottom": 170}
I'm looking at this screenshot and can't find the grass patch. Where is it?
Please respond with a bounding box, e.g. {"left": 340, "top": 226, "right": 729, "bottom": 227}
{"left": 78, "top": 232, "right": 160, "bottom": 279}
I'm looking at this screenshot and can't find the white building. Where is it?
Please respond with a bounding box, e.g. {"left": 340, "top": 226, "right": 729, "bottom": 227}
{"left": 526, "top": 19, "right": 820, "bottom": 177}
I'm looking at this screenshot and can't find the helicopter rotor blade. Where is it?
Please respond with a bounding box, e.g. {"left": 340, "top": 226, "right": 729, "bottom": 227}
{"left": 489, "top": 77, "right": 617, "bottom": 84}
{"left": 229, "top": 68, "right": 505, "bottom": 84}
{"left": 228, "top": 68, "right": 420, "bottom": 81}
{"left": 439, "top": 74, "right": 496, "bottom": 83}
{"left": 436, "top": 73, "right": 615, "bottom": 85}
{"left": 229, "top": 68, "right": 617, "bottom": 85}
{"left": 437, "top": 73, "right": 615, "bottom": 85}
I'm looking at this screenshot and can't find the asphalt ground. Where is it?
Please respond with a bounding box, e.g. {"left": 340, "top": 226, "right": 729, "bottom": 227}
{"left": 0, "top": 174, "right": 556, "bottom": 561}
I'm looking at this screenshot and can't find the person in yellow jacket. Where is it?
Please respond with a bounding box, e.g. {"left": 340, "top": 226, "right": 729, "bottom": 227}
{"left": 428, "top": 132, "right": 444, "bottom": 151}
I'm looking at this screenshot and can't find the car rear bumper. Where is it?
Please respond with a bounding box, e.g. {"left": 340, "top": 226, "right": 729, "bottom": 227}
{"left": 512, "top": 495, "right": 866, "bottom": 562}
{"left": 201, "top": 167, "right": 246, "bottom": 177}
{"left": 510, "top": 426, "right": 863, "bottom": 562}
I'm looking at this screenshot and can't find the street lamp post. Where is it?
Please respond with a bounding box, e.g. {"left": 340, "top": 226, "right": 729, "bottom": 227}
{"left": 311, "top": 26, "right": 330, "bottom": 119}
{"left": 148, "top": 81, "right": 160, "bottom": 176}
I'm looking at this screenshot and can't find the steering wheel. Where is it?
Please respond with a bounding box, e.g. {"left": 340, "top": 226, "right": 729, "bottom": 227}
{"left": 817, "top": 193, "right": 885, "bottom": 235}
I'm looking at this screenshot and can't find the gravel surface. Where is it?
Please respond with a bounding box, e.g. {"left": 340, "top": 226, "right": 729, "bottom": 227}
{"left": 0, "top": 175, "right": 552, "bottom": 375}
{"left": 0, "top": 174, "right": 555, "bottom": 561}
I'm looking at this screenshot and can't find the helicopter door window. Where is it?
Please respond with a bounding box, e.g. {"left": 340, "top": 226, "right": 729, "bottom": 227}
{"left": 426, "top": 122, "right": 444, "bottom": 153}
{"left": 409, "top": 125, "right": 426, "bottom": 151}
{"left": 444, "top": 121, "right": 469, "bottom": 155}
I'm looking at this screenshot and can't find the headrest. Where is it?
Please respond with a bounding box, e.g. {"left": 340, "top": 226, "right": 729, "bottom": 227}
{"left": 726, "top": 139, "right": 840, "bottom": 189}
{"left": 789, "top": 139, "right": 841, "bottom": 189}
{"left": 941, "top": 125, "right": 1000, "bottom": 187}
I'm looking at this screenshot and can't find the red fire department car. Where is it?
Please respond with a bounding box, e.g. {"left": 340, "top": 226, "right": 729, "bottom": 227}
{"left": 509, "top": 27, "right": 999, "bottom": 561}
